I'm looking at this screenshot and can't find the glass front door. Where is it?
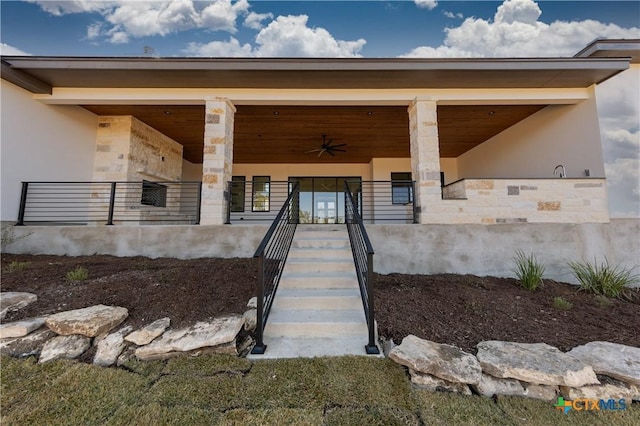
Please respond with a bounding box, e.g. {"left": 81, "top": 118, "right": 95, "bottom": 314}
{"left": 290, "top": 177, "right": 360, "bottom": 224}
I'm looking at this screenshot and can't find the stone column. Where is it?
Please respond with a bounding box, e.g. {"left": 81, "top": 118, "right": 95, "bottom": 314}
{"left": 408, "top": 99, "right": 442, "bottom": 224}
{"left": 200, "top": 99, "right": 236, "bottom": 225}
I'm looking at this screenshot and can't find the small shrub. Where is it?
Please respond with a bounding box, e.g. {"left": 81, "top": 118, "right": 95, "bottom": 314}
{"left": 567, "top": 258, "right": 639, "bottom": 298}
{"left": 5, "top": 261, "right": 31, "bottom": 272}
{"left": 512, "top": 250, "right": 545, "bottom": 291}
{"left": 66, "top": 266, "right": 89, "bottom": 282}
{"left": 552, "top": 296, "right": 573, "bottom": 310}
{"left": 594, "top": 295, "right": 612, "bottom": 307}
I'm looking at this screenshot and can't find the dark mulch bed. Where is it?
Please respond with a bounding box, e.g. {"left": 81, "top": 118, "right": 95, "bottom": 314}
{"left": 2, "top": 254, "right": 638, "bottom": 353}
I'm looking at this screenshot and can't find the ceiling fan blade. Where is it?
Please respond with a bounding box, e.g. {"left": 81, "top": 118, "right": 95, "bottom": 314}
{"left": 327, "top": 150, "right": 336, "bottom": 156}
{"left": 317, "top": 149, "right": 325, "bottom": 157}
{"left": 329, "top": 148, "right": 347, "bottom": 152}
{"left": 305, "top": 148, "right": 322, "bottom": 153}
{"left": 329, "top": 143, "right": 347, "bottom": 148}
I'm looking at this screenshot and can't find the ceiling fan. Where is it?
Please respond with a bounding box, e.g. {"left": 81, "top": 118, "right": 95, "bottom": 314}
{"left": 305, "top": 134, "right": 347, "bottom": 157}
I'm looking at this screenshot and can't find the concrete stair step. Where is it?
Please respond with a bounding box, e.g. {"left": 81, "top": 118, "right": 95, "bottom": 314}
{"left": 287, "top": 247, "right": 352, "bottom": 259}
{"left": 292, "top": 236, "right": 349, "bottom": 249}
{"left": 264, "top": 309, "right": 368, "bottom": 338}
{"left": 285, "top": 258, "right": 354, "bottom": 273}
{"left": 247, "top": 336, "right": 382, "bottom": 359}
{"left": 279, "top": 272, "right": 358, "bottom": 289}
{"left": 273, "top": 288, "right": 362, "bottom": 310}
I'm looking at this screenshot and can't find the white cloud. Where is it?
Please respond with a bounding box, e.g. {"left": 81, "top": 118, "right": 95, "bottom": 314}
{"left": 183, "top": 37, "right": 252, "bottom": 56}
{"left": 401, "top": 0, "right": 639, "bottom": 58}
{"left": 596, "top": 67, "right": 640, "bottom": 217}
{"left": 86, "top": 22, "right": 103, "bottom": 40}
{"left": 415, "top": 0, "right": 438, "bottom": 10}
{"left": 185, "top": 14, "right": 366, "bottom": 57}
{"left": 443, "top": 11, "right": 463, "bottom": 19}
{"left": 30, "top": 0, "right": 251, "bottom": 43}
{"left": 0, "top": 43, "right": 31, "bottom": 55}
{"left": 27, "top": 0, "right": 116, "bottom": 16}
{"left": 253, "top": 15, "right": 365, "bottom": 57}
{"left": 244, "top": 11, "right": 274, "bottom": 30}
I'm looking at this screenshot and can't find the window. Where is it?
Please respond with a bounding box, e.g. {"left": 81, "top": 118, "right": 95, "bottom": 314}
{"left": 141, "top": 181, "right": 167, "bottom": 207}
{"left": 252, "top": 176, "right": 270, "bottom": 212}
{"left": 230, "top": 176, "right": 246, "bottom": 212}
{"left": 391, "top": 172, "right": 413, "bottom": 204}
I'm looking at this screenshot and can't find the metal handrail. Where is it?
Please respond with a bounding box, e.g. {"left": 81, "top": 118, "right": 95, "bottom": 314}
{"left": 344, "top": 181, "right": 379, "bottom": 354}
{"left": 16, "top": 181, "right": 202, "bottom": 226}
{"left": 251, "top": 182, "right": 300, "bottom": 355}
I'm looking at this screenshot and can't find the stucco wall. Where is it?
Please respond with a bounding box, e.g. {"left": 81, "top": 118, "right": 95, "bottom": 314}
{"left": 0, "top": 80, "right": 98, "bottom": 221}
{"left": 3, "top": 219, "right": 637, "bottom": 287}
{"left": 456, "top": 89, "right": 605, "bottom": 179}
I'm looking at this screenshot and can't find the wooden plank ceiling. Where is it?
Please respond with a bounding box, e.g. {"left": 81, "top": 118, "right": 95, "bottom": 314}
{"left": 82, "top": 104, "right": 546, "bottom": 164}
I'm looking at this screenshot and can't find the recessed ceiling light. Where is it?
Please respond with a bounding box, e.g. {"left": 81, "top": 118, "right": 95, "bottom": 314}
{"left": 163, "top": 110, "right": 172, "bottom": 115}
{"left": 488, "top": 111, "right": 496, "bottom": 116}
{"left": 367, "top": 111, "right": 373, "bottom": 115}
{"left": 273, "top": 111, "right": 280, "bottom": 115}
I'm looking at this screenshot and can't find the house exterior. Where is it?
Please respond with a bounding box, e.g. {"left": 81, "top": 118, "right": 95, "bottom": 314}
{"left": 1, "top": 39, "right": 638, "bottom": 281}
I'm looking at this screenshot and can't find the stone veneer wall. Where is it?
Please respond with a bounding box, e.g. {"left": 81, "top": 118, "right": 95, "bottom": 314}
{"left": 91, "top": 116, "right": 183, "bottom": 223}
{"left": 433, "top": 178, "right": 608, "bottom": 224}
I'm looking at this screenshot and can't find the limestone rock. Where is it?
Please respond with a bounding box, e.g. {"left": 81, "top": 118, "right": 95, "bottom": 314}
{"left": 94, "top": 326, "right": 133, "bottom": 367}
{"left": 389, "top": 335, "right": 481, "bottom": 385}
{"left": 247, "top": 297, "right": 257, "bottom": 309}
{"left": 0, "top": 328, "right": 56, "bottom": 358}
{"left": 561, "top": 375, "right": 639, "bottom": 403}
{"left": 522, "top": 383, "right": 558, "bottom": 401}
{"left": 567, "top": 341, "right": 640, "bottom": 386}
{"left": 476, "top": 341, "right": 599, "bottom": 387}
{"left": 134, "top": 316, "right": 244, "bottom": 361}
{"left": 45, "top": 305, "right": 128, "bottom": 337}
{"left": 125, "top": 317, "right": 170, "bottom": 346}
{"left": 472, "top": 374, "right": 526, "bottom": 398}
{"left": 243, "top": 309, "right": 256, "bottom": 331}
{"left": 472, "top": 373, "right": 557, "bottom": 400}
{"left": 136, "top": 340, "right": 237, "bottom": 361}
{"left": 0, "top": 317, "right": 47, "bottom": 339}
{"left": 0, "top": 292, "right": 37, "bottom": 320}
{"left": 39, "top": 335, "right": 90, "bottom": 363}
{"left": 410, "top": 369, "right": 472, "bottom": 395}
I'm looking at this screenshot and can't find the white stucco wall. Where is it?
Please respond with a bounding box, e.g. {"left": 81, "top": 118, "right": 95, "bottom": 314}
{"left": 455, "top": 90, "right": 605, "bottom": 180}
{"left": 1, "top": 80, "right": 98, "bottom": 221}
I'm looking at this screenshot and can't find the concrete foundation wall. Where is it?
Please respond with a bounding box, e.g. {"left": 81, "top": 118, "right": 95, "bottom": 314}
{"left": 3, "top": 219, "right": 637, "bottom": 286}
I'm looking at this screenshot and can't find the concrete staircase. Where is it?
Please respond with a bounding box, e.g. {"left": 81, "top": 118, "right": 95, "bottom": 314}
{"left": 249, "top": 225, "right": 378, "bottom": 359}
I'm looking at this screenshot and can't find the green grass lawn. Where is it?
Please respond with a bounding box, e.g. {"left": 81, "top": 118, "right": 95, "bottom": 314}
{"left": 1, "top": 355, "right": 638, "bottom": 425}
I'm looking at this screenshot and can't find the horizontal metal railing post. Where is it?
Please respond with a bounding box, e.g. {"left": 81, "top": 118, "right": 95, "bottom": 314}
{"left": 15, "top": 182, "right": 29, "bottom": 226}
{"left": 106, "top": 182, "right": 117, "bottom": 225}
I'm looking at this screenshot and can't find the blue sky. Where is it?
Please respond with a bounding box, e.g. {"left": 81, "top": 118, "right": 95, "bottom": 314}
{"left": 0, "top": 0, "right": 638, "bottom": 216}
{"left": 1, "top": 1, "right": 638, "bottom": 57}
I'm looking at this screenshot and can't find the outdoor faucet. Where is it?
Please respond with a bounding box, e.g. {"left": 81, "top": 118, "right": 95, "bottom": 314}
{"left": 554, "top": 164, "right": 566, "bottom": 178}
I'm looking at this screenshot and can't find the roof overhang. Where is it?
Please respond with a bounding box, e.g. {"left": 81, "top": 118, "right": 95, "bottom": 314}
{"left": 575, "top": 38, "right": 640, "bottom": 63}
{"left": 0, "top": 56, "right": 630, "bottom": 95}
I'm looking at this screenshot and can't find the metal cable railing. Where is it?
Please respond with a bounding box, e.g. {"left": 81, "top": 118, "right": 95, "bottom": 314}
{"left": 16, "top": 181, "right": 202, "bottom": 226}
{"left": 347, "top": 180, "right": 417, "bottom": 224}
{"left": 251, "top": 182, "right": 300, "bottom": 355}
{"left": 344, "top": 181, "right": 380, "bottom": 354}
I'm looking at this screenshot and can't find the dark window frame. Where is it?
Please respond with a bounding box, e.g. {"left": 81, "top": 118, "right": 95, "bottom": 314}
{"left": 230, "top": 176, "right": 246, "bottom": 212}
{"left": 391, "top": 172, "right": 413, "bottom": 205}
{"left": 252, "top": 176, "right": 271, "bottom": 212}
{"left": 141, "top": 180, "right": 167, "bottom": 208}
